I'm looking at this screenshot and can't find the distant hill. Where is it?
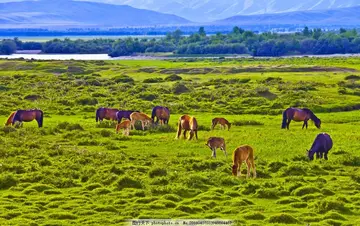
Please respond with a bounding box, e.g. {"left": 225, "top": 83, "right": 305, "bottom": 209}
{"left": 216, "top": 6, "right": 360, "bottom": 25}
{"left": 80, "top": 0, "right": 360, "bottom": 22}
{"left": 0, "top": 0, "right": 191, "bottom": 28}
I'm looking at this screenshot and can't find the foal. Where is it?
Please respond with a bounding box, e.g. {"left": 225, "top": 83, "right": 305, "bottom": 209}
{"left": 130, "top": 112, "right": 152, "bottom": 131}
{"left": 211, "top": 117, "right": 231, "bottom": 131}
{"left": 115, "top": 120, "right": 131, "bottom": 136}
{"left": 232, "top": 145, "right": 256, "bottom": 178}
{"left": 205, "top": 137, "right": 227, "bottom": 158}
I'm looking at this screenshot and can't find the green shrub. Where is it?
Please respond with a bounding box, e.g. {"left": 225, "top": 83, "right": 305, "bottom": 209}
{"left": 292, "top": 186, "right": 321, "bottom": 196}
{"left": 148, "top": 168, "right": 167, "bottom": 178}
{"left": 0, "top": 174, "right": 18, "bottom": 189}
{"left": 232, "top": 120, "right": 264, "bottom": 126}
{"left": 172, "top": 82, "right": 190, "bottom": 94}
{"left": 143, "top": 77, "right": 164, "bottom": 83}
{"left": 243, "top": 212, "right": 266, "bottom": 220}
{"left": 48, "top": 212, "right": 77, "bottom": 220}
{"left": 114, "top": 75, "right": 134, "bottom": 83}
{"left": 165, "top": 74, "right": 182, "bottom": 81}
{"left": 314, "top": 199, "right": 348, "bottom": 213}
{"left": 268, "top": 213, "right": 299, "bottom": 224}
{"left": 76, "top": 97, "right": 98, "bottom": 106}
{"left": 116, "top": 176, "right": 142, "bottom": 190}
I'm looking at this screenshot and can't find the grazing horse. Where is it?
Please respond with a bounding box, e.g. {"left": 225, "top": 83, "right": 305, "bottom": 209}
{"left": 151, "top": 106, "right": 170, "bottom": 125}
{"left": 205, "top": 137, "right": 227, "bottom": 158}
{"left": 307, "top": 133, "right": 333, "bottom": 160}
{"left": 281, "top": 107, "right": 321, "bottom": 130}
{"left": 116, "top": 110, "right": 140, "bottom": 123}
{"left": 116, "top": 120, "right": 131, "bottom": 136}
{"left": 211, "top": 117, "right": 231, "bottom": 131}
{"left": 232, "top": 145, "right": 256, "bottom": 178}
{"left": 130, "top": 112, "right": 153, "bottom": 131}
{"left": 12, "top": 109, "right": 43, "bottom": 128}
{"left": 176, "top": 115, "right": 198, "bottom": 140}
{"left": 96, "top": 107, "right": 119, "bottom": 123}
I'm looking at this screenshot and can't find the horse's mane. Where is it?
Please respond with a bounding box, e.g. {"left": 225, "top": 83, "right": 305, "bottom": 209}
{"left": 302, "top": 108, "right": 320, "bottom": 121}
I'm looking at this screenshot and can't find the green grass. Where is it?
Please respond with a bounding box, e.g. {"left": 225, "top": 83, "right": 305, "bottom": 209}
{"left": 0, "top": 57, "right": 360, "bottom": 225}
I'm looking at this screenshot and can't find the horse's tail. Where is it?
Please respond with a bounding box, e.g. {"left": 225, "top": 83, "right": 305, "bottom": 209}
{"left": 151, "top": 107, "right": 157, "bottom": 122}
{"left": 281, "top": 109, "right": 288, "bottom": 129}
{"left": 96, "top": 108, "right": 101, "bottom": 122}
{"left": 176, "top": 117, "right": 182, "bottom": 139}
{"left": 38, "top": 110, "right": 43, "bottom": 128}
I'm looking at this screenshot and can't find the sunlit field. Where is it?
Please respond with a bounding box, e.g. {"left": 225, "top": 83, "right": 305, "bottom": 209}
{"left": 1, "top": 58, "right": 360, "bottom": 225}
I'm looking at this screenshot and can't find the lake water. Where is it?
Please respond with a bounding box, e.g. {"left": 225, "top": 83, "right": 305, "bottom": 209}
{"left": 0, "top": 53, "right": 360, "bottom": 61}
{"left": 0, "top": 54, "right": 167, "bottom": 61}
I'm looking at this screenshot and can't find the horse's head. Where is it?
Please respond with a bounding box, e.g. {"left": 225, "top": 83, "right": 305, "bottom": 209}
{"left": 315, "top": 119, "right": 321, "bottom": 129}
{"left": 232, "top": 165, "right": 238, "bottom": 176}
{"left": 307, "top": 149, "right": 314, "bottom": 160}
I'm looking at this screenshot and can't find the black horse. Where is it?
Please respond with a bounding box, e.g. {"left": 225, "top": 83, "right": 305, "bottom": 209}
{"left": 307, "top": 133, "right": 333, "bottom": 160}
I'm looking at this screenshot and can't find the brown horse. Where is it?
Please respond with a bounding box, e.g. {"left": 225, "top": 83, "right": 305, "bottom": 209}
{"left": 12, "top": 109, "right": 43, "bottom": 128}
{"left": 211, "top": 117, "right": 231, "bottom": 131}
{"left": 281, "top": 107, "right": 321, "bottom": 130}
{"left": 130, "top": 112, "right": 153, "bottom": 131}
{"left": 116, "top": 120, "right": 131, "bottom": 136}
{"left": 232, "top": 145, "right": 256, "bottom": 178}
{"left": 205, "top": 137, "right": 227, "bottom": 158}
{"left": 176, "top": 115, "right": 198, "bottom": 140}
{"left": 151, "top": 106, "right": 170, "bottom": 125}
{"left": 96, "top": 107, "right": 119, "bottom": 123}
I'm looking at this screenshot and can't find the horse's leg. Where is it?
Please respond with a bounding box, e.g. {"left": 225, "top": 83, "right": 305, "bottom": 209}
{"left": 305, "top": 120, "right": 308, "bottom": 129}
{"left": 237, "top": 162, "right": 242, "bottom": 177}
{"left": 141, "top": 121, "right": 145, "bottom": 130}
{"left": 287, "top": 119, "right": 291, "bottom": 130}
{"left": 245, "top": 159, "right": 251, "bottom": 178}
{"left": 212, "top": 148, "right": 216, "bottom": 158}
{"left": 183, "top": 130, "right": 187, "bottom": 139}
{"left": 302, "top": 121, "right": 306, "bottom": 129}
{"left": 319, "top": 152, "right": 323, "bottom": 159}
{"left": 189, "top": 131, "right": 194, "bottom": 140}
{"left": 195, "top": 130, "right": 198, "bottom": 140}
{"left": 177, "top": 127, "right": 182, "bottom": 139}
{"left": 324, "top": 152, "right": 328, "bottom": 160}
{"left": 316, "top": 152, "right": 320, "bottom": 159}
{"left": 251, "top": 159, "right": 257, "bottom": 178}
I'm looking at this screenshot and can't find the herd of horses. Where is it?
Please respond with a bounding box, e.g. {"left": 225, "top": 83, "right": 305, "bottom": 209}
{"left": 4, "top": 106, "right": 333, "bottom": 178}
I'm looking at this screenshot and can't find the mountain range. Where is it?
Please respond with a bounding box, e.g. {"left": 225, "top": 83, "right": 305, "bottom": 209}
{"left": 75, "top": 0, "right": 360, "bottom": 22}
{"left": 1, "top": 0, "right": 360, "bottom": 28}
{"left": 216, "top": 5, "right": 360, "bottom": 26}
{"left": 0, "top": 0, "right": 190, "bottom": 28}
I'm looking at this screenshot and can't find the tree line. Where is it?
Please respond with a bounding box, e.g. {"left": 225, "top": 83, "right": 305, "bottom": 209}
{"left": 1, "top": 27, "right": 360, "bottom": 57}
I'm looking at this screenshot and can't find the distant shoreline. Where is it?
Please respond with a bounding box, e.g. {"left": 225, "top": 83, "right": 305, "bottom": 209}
{"left": 1, "top": 53, "right": 360, "bottom": 61}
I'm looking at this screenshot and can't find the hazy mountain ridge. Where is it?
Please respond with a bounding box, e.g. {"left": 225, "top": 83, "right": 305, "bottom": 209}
{"left": 216, "top": 6, "right": 360, "bottom": 25}
{"left": 74, "top": 0, "right": 360, "bottom": 22}
{"left": 0, "top": 0, "right": 191, "bottom": 28}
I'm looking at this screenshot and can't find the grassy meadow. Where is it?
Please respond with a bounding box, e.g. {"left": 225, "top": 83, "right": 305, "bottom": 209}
{"left": 1, "top": 57, "right": 360, "bottom": 225}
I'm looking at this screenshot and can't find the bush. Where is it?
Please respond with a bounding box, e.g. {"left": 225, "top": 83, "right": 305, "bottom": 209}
{"left": 0, "top": 174, "right": 18, "bottom": 189}
{"left": 76, "top": 97, "right": 98, "bottom": 106}
{"left": 114, "top": 75, "right": 134, "bottom": 83}
{"left": 244, "top": 212, "right": 266, "bottom": 220}
{"left": 292, "top": 186, "right": 321, "bottom": 196}
{"left": 314, "top": 199, "right": 348, "bottom": 213}
{"left": 148, "top": 168, "right": 167, "bottom": 178}
{"left": 165, "top": 74, "right": 182, "bottom": 81}
{"left": 232, "top": 120, "right": 264, "bottom": 126}
{"left": 56, "top": 122, "right": 84, "bottom": 131}
{"left": 268, "top": 213, "right": 299, "bottom": 224}
{"left": 143, "top": 78, "right": 164, "bottom": 83}
{"left": 172, "top": 82, "right": 190, "bottom": 94}
{"left": 116, "top": 176, "right": 142, "bottom": 190}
